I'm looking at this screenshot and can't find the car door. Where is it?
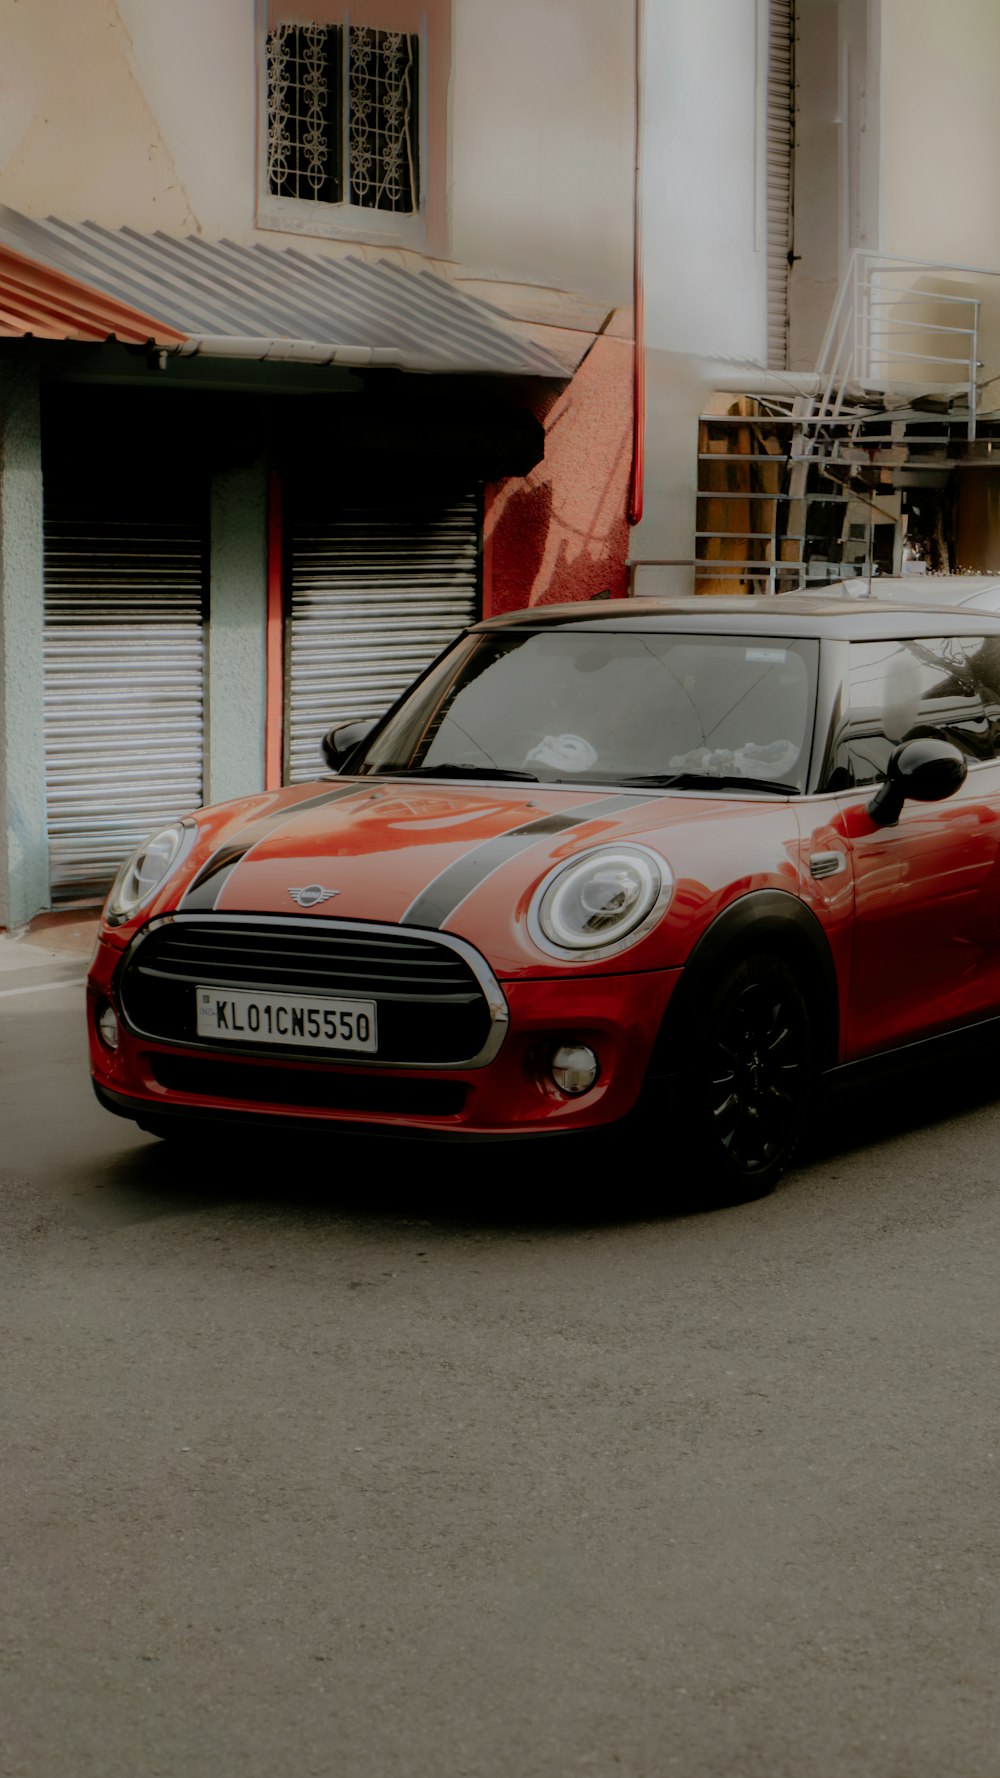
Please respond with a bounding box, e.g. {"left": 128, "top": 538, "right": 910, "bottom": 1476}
{"left": 823, "top": 634, "right": 1000, "bottom": 1059}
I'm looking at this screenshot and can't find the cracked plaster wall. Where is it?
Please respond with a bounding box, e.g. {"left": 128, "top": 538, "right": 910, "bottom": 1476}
{"left": 0, "top": 0, "right": 206, "bottom": 233}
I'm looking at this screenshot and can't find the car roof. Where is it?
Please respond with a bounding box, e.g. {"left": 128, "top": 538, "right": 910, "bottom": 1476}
{"left": 474, "top": 594, "right": 1000, "bottom": 640}
{"left": 798, "top": 575, "right": 1000, "bottom": 608}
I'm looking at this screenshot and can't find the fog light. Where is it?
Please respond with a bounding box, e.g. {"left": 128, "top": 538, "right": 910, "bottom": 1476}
{"left": 97, "top": 1004, "right": 119, "bottom": 1051}
{"left": 551, "top": 1043, "right": 598, "bottom": 1095}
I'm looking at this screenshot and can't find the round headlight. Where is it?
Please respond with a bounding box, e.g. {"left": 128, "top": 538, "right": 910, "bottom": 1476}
{"left": 529, "top": 845, "right": 670, "bottom": 958}
{"left": 104, "top": 822, "right": 194, "bottom": 924}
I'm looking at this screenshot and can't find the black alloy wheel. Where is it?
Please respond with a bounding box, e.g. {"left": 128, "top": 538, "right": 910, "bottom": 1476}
{"left": 684, "top": 952, "right": 813, "bottom": 1200}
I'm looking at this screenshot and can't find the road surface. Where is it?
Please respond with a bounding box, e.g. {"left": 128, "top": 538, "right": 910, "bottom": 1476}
{"left": 2, "top": 966, "right": 998, "bottom": 1777}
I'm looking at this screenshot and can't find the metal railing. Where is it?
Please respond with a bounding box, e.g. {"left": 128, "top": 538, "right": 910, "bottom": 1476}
{"left": 793, "top": 250, "right": 983, "bottom": 459}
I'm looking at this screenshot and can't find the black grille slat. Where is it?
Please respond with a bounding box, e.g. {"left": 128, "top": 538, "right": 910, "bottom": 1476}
{"left": 134, "top": 964, "right": 479, "bottom": 1005}
{"left": 119, "top": 917, "right": 496, "bottom": 1065}
{"left": 138, "top": 935, "right": 472, "bottom": 991}
{"left": 135, "top": 944, "right": 473, "bottom": 975}
{"left": 152, "top": 933, "right": 459, "bottom": 964}
{"left": 137, "top": 956, "right": 471, "bottom": 990}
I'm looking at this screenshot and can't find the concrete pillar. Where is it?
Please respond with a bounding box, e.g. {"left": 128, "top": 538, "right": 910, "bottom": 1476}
{"left": 0, "top": 358, "right": 47, "bottom": 930}
{"left": 206, "top": 457, "right": 269, "bottom": 807}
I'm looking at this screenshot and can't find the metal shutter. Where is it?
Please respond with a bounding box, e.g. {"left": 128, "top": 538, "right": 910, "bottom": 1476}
{"left": 43, "top": 518, "right": 206, "bottom": 904}
{"left": 286, "top": 492, "right": 480, "bottom": 782}
{"left": 766, "top": 0, "right": 794, "bottom": 370}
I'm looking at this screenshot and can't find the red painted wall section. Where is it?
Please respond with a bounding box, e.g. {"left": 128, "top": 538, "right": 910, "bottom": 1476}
{"left": 483, "top": 317, "right": 634, "bottom": 615}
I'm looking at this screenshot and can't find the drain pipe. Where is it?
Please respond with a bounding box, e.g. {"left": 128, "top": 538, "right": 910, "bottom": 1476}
{"left": 628, "top": 0, "right": 645, "bottom": 527}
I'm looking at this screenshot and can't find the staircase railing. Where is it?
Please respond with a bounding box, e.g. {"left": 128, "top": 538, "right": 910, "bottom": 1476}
{"left": 793, "top": 250, "right": 982, "bottom": 459}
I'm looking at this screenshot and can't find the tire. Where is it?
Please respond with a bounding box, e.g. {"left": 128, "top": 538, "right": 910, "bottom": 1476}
{"left": 677, "top": 951, "right": 813, "bottom": 1202}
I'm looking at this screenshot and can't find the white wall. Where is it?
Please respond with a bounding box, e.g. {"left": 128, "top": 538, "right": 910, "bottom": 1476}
{"left": 449, "top": 0, "right": 634, "bottom": 303}
{"left": 880, "top": 0, "right": 1000, "bottom": 268}
{"left": 116, "top": 0, "right": 256, "bottom": 239}
{"left": 641, "top": 0, "right": 765, "bottom": 362}
{"left": 787, "top": 0, "right": 880, "bottom": 370}
{"left": 631, "top": 0, "right": 769, "bottom": 576}
{"left": 0, "top": 0, "right": 634, "bottom": 305}
{"left": 0, "top": 0, "right": 239, "bottom": 236}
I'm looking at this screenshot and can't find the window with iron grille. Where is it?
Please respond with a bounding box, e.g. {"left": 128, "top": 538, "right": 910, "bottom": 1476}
{"left": 266, "top": 20, "right": 419, "bottom": 215}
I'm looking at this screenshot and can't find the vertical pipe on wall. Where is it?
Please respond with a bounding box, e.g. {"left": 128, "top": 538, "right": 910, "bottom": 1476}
{"left": 265, "top": 470, "right": 284, "bottom": 789}
{"left": 629, "top": 0, "right": 645, "bottom": 527}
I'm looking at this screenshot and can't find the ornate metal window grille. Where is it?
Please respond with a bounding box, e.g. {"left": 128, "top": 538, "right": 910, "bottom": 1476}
{"left": 266, "top": 20, "right": 419, "bottom": 215}
{"left": 348, "top": 26, "right": 418, "bottom": 213}
{"left": 267, "top": 23, "right": 343, "bottom": 202}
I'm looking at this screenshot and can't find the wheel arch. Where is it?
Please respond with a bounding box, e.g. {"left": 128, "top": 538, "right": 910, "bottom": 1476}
{"left": 654, "top": 890, "right": 840, "bottom": 1075}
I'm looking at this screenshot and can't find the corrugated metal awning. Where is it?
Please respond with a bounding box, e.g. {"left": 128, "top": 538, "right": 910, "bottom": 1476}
{"left": 0, "top": 204, "right": 567, "bottom": 378}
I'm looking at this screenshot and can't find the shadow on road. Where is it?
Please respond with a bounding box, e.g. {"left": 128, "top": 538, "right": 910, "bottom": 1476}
{"left": 70, "top": 1117, "right": 654, "bottom": 1235}
{"left": 11, "top": 972, "right": 1000, "bottom": 1234}
{"left": 805, "top": 1041, "right": 1000, "bottom": 1168}
{"left": 77, "top": 1040, "right": 1000, "bottom": 1234}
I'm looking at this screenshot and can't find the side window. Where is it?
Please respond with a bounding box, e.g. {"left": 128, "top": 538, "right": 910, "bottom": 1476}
{"left": 961, "top": 635, "right": 1000, "bottom": 758}
{"left": 825, "top": 637, "right": 992, "bottom": 789}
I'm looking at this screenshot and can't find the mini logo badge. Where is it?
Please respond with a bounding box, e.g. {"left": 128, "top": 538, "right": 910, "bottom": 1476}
{"left": 288, "top": 884, "right": 340, "bottom": 909}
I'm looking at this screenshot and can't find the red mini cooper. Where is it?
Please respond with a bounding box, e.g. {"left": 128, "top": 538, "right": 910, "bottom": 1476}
{"left": 88, "top": 595, "right": 1000, "bottom": 1198}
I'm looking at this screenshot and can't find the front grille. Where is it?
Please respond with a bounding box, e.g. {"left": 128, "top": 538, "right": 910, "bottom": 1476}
{"left": 118, "top": 916, "right": 501, "bottom": 1066}
{"left": 149, "top": 1054, "right": 468, "bottom": 1117}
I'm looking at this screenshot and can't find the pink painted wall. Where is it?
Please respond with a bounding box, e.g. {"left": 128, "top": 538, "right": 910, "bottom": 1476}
{"left": 484, "top": 322, "right": 634, "bottom": 615}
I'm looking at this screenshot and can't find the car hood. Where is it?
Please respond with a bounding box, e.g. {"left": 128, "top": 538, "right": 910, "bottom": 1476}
{"left": 166, "top": 776, "right": 794, "bottom": 976}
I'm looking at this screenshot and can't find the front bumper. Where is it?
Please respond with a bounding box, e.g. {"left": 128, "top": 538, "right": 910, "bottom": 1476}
{"left": 88, "top": 931, "right": 681, "bottom": 1139}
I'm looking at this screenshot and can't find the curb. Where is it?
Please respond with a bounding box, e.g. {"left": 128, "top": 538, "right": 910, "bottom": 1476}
{"left": 0, "top": 957, "right": 91, "bottom": 997}
{"left": 0, "top": 913, "right": 99, "bottom": 997}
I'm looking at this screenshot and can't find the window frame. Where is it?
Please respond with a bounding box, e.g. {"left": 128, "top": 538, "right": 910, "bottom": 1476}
{"left": 255, "top": 0, "right": 429, "bottom": 248}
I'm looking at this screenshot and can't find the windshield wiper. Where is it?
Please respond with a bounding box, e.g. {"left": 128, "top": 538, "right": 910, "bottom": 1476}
{"left": 402, "top": 763, "right": 541, "bottom": 782}
{"left": 622, "top": 772, "right": 794, "bottom": 795}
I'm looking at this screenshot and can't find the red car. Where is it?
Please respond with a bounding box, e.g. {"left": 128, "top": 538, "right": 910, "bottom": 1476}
{"left": 88, "top": 595, "right": 1000, "bottom": 1198}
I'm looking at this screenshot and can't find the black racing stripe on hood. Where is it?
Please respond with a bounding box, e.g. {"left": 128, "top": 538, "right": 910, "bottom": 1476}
{"left": 399, "top": 794, "right": 653, "bottom": 930}
{"left": 180, "top": 782, "right": 369, "bottom": 911}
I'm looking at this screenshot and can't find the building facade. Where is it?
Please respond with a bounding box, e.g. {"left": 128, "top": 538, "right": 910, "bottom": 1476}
{"left": 632, "top": 0, "right": 1000, "bottom": 599}
{"left": 0, "top": 0, "right": 638, "bottom": 927}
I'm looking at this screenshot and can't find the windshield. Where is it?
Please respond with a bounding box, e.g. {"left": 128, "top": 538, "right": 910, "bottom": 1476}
{"left": 351, "top": 628, "right": 819, "bottom": 793}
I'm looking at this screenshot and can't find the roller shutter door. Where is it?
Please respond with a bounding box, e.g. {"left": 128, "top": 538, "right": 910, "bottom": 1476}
{"left": 766, "top": 0, "right": 794, "bottom": 370}
{"left": 286, "top": 492, "right": 480, "bottom": 782}
{"left": 43, "top": 517, "right": 206, "bottom": 904}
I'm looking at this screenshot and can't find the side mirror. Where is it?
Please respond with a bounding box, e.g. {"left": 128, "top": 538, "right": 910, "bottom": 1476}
{"left": 321, "top": 719, "right": 375, "bottom": 773}
{"left": 867, "top": 735, "right": 967, "bottom": 828}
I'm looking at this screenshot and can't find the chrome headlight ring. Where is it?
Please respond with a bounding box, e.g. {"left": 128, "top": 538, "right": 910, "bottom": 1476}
{"left": 104, "top": 820, "right": 197, "bottom": 926}
{"left": 527, "top": 843, "right": 673, "bottom": 961}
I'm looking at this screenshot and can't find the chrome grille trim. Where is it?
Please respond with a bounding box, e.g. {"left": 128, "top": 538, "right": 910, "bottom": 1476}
{"left": 117, "top": 913, "right": 509, "bottom": 1069}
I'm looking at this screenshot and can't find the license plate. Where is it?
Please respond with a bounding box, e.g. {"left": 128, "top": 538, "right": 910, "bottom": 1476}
{"left": 196, "top": 987, "right": 377, "bottom": 1053}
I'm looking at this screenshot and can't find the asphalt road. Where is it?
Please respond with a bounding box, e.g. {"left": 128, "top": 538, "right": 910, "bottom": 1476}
{"left": 2, "top": 971, "right": 999, "bottom": 1778}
